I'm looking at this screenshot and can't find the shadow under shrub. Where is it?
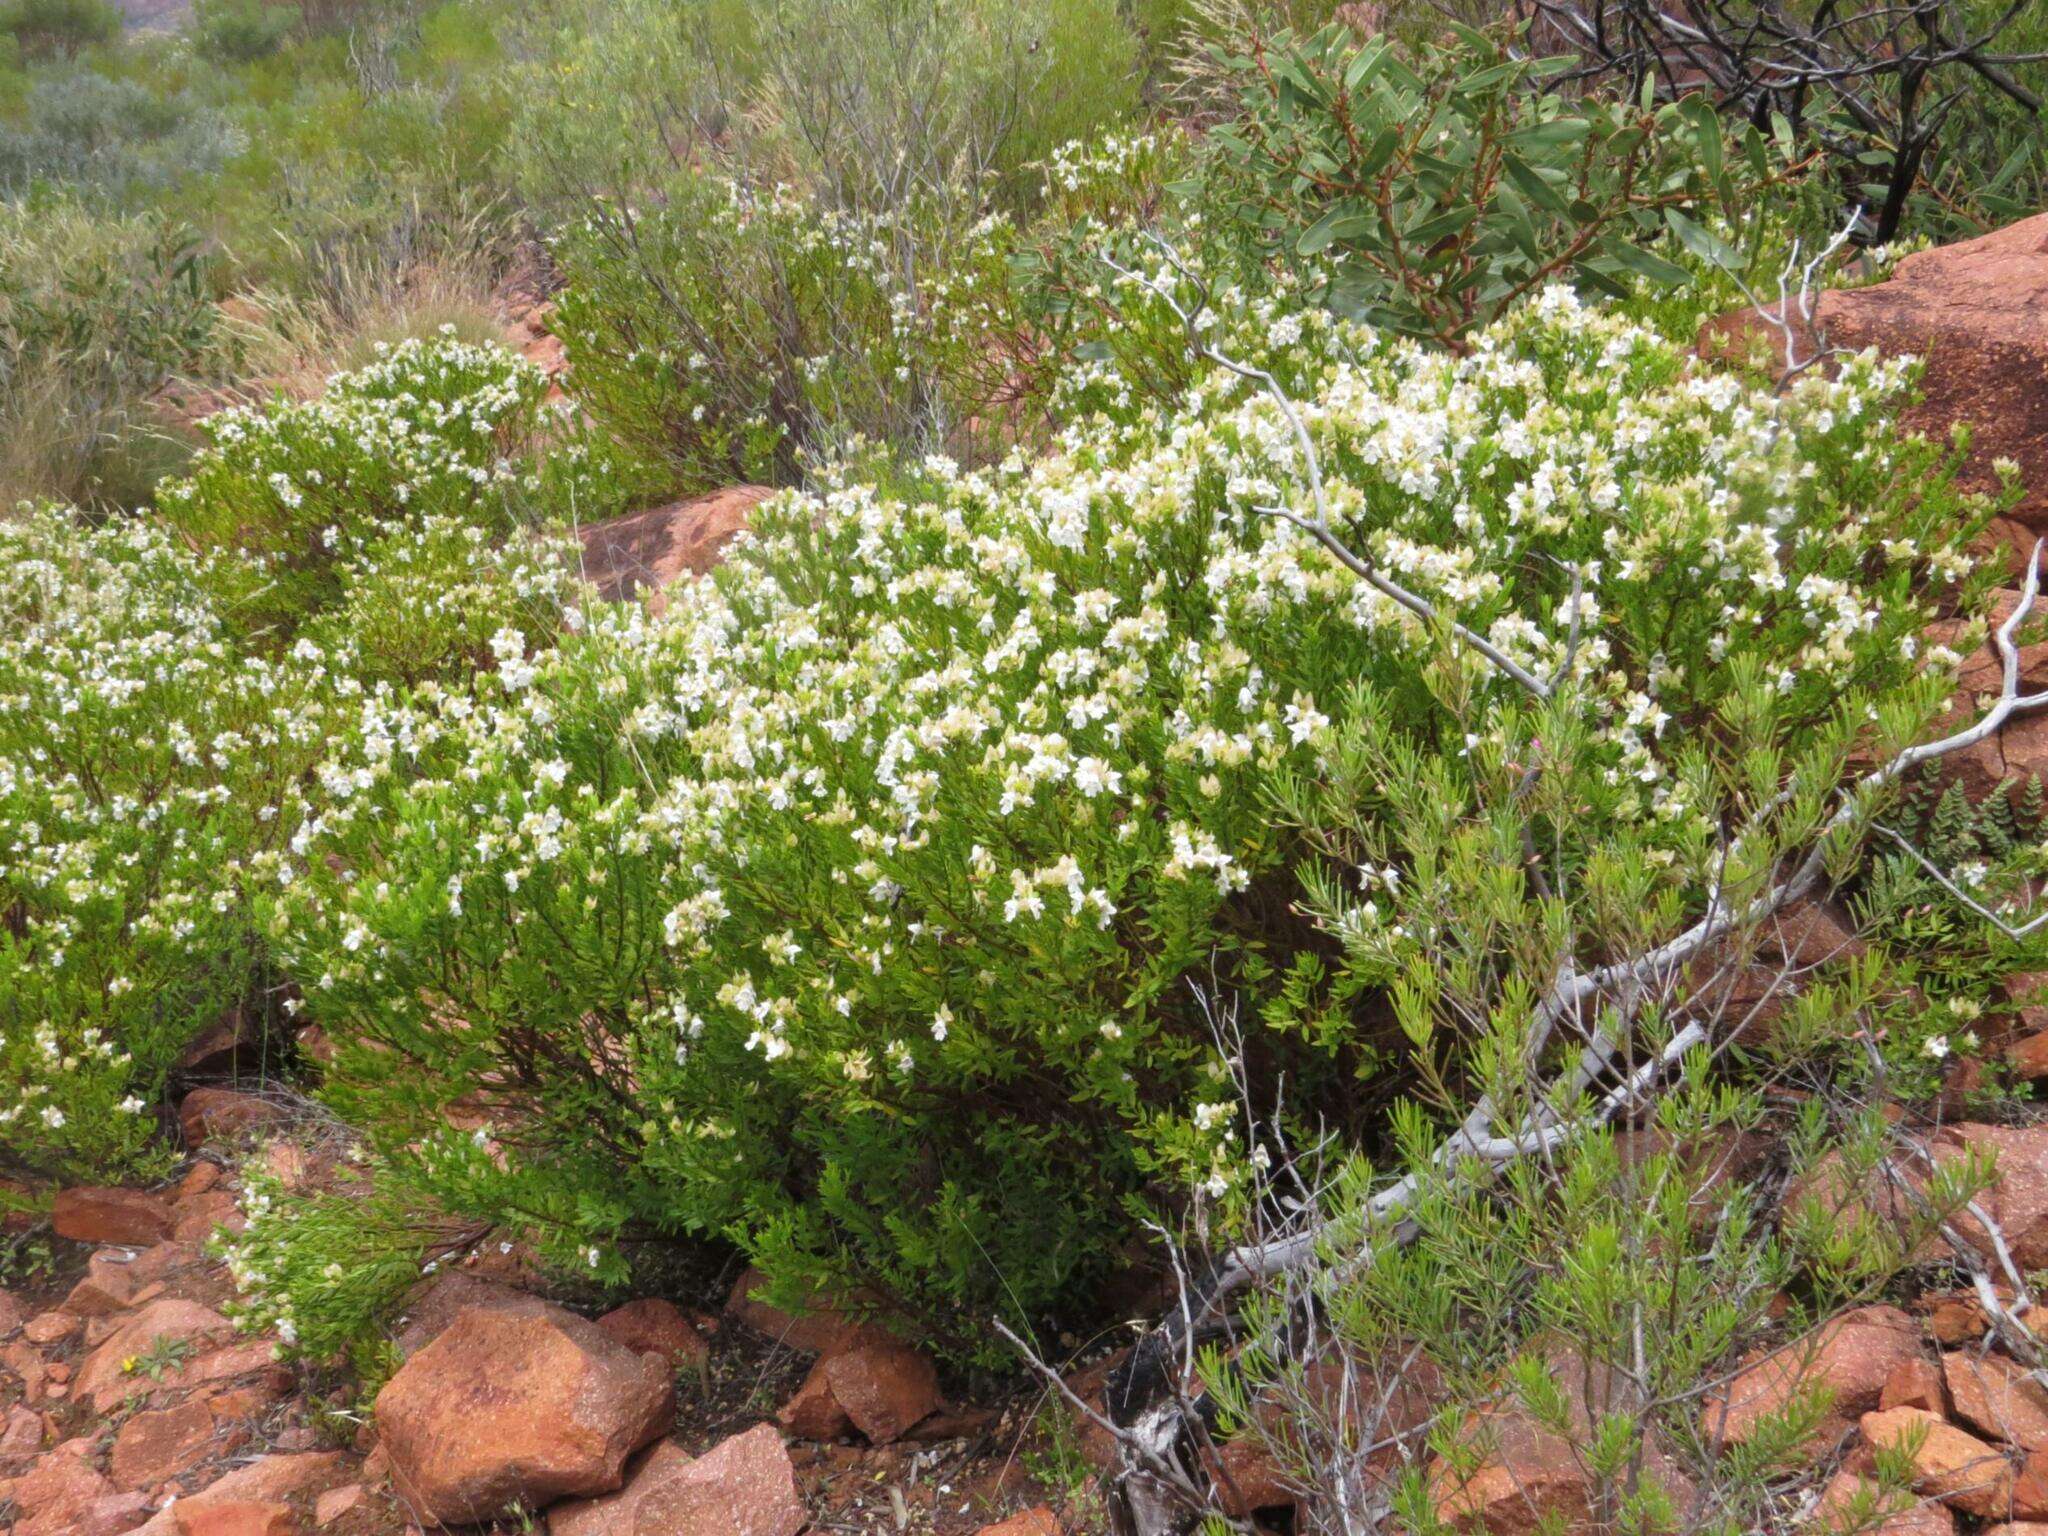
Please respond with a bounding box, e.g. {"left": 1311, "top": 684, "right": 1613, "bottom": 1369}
{"left": 270, "top": 279, "right": 1997, "bottom": 1359}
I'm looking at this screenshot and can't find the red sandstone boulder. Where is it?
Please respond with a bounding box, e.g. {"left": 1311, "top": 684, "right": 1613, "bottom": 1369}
{"left": 777, "top": 1339, "right": 942, "bottom": 1445}
{"left": 391, "top": 1269, "right": 543, "bottom": 1357}
{"left": 1884, "top": 1358, "right": 1950, "bottom": 1414}
{"left": 595, "top": 1297, "right": 710, "bottom": 1371}
{"left": 1862, "top": 1406, "right": 2016, "bottom": 1518}
{"left": 75, "top": 1299, "right": 237, "bottom": 1412}
{"left": 725, "top": 1266, "right": 888, "bottom": 1358}
{"left": 1430, "top": 1399, "right": 1696, "bottom": 1536}
{"left": 130, "top": 1451, "right": 347, "bottom": 1536}
{"left": 1706, "top": 1305, "right": 1925, "bottom": 1447}
{"left": 1946, "top": 1352, "right": 2048, "bottom": 1449}
{"left": 547, "top": 1425, "right": 805, "bottom": 1536}
{"left": 1814, "top": 1470, "right": 1956, "bottom": 1536}
{"left": 178, "top": 1090, "right": 287, "bottom": 1149}
{"left": 977, "top": 1511, "right": 1062, "bottom": 1536}
{"left": 174, "top": 1501, "right": 294, "bottom": 1536}
{"left": 374, "top": 1301, "right": 675, "bottom": 1524}
{"left": 577, "top": 486, "right": 772, "bottom": 612}
{"left": 110, "top": 1398, "right": 241, "bottom": 1490}
{"left": 52, "top": 1187, "right": 174, "bottom": 1246}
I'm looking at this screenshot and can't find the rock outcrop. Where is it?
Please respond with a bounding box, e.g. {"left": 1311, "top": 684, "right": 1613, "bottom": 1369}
{"left": 372, "top": 1301, "right": 675, "bottom": 1524}
{"left": 576, "top": 486, "right": 773, "bottom": 611}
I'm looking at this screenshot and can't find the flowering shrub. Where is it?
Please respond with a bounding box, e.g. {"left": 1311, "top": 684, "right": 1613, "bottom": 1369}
{"left": 0, "top": 513, "right": 334, "bottom": 1176}
{"left": 0, "top": 335, "right": 579, "bottom": 1179}
{"left": 158, "top": 331, "right": 572, "bottom": 670}
{"left": 550, "top": 175, "right": 1029, "bottom": 492}
{"left": 271, "top": 279, "right": 1994, "bottom": 1352}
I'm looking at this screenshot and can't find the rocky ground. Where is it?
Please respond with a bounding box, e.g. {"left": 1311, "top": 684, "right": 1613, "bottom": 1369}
{"left": 0, "top": 1091, "right": 1097, "bottom": 1534}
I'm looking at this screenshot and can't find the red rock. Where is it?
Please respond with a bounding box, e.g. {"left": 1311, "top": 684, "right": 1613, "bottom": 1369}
{"left": 373, "top": 1301, "right": 675, "bottom": 1524}
{"left": 176, "top": 1162, "right": 224, "bottom": 1199}
{"left": 1946, "top": 1352, "right": 2048, "bottom": 1449}
{"left": 595, "top": 1298, "right": 709, "bottom": 1371}
{"left": 577, "top": 487, "right": 773, "bottom": 612}
{"left": 548, "top": 1425, "right": 805, "bottom": 1536}
{"left": 976, "top": 1511, "right": 1061, "bottom": 1536}
{"left": 1940, "top": 1127, "right": 2048, "bottom": 1270}
{"left": 11, "top": 1448, "right": 121, "bottom": 1536}
{"left": 312, "top": 1482, "right": 365, "bottom": 1524}
{"left": 129, "top": 1452, "right": 348, "bottom": 1536}
{"left": 22, "top": 1311, "right": 80, "bottom": 1345}
{"left": 1883, "top": 1358, "right": 1950, "bottom": 1414}
{"left": 67, "top": 1251, "right": 158, "bottom": 1317}
{"left": 0, "top": 1287, "right": 23, "bottom": 1336}
{"left": 2014, "top": 1446, "right": 2048, "bottom": 1518}
{"left": 1814, "top": 1470, "right": 1956, "bottom": 1536}
{"left": 4, "top": 1338, "right": 48, "bottom": 1400}
{"left": 1706, "top": 1306, "right": 1924, "bottom": 1446}
{"left": 1, "top": 1402, "right": 42, "bottom": 1459}
{"left": 174, "top": 1501, "right": 294, "bottom": 1536}
{"left": 1978, "top": 1526, "right": 2048, "bottom": 1536}
{"left": 176, "top": 1008, "right": 260, "bottom": 1077}
{"left": 724, "top": 1266, "right": 886, "bottom": 1358}
{"left": 1703, "top": 213, "right": 2048, "bottom": 563}
{"left": 74, "top": 1299, "right": 236, "bottom": 1412}
{"left": 172, "top": 1191, "right": 244, "bottom": 1245}
{"left": 1861, "top": 1407, "right": 2015, "bottom": 1517}
{"left": 1207, "top": 1434, "right": 1296, "bottom": 1517}
{"left": 178, "top": 1090, "right": 287, "bottom": 1148}
{"left": 391, "top": 1271, "right": 541, "bottom": 1357}
{"left": 819, "top": 1341, "right": 942, "bottom": 1444}
{"left": 777, "top": 1364, "right": 853, "bottom": 1441}
{"left": 111, "top": 1398, "right": 238, "bottom": 1489}
{"left": 1430, "top": 1400, "right": 1694, "bottom": 1536}
{"left": 52, "top": 1187, "right": 174, "bottom": 1246}
{"left": 2009, "top": 1033, "right": 2048, "bottom": 1081}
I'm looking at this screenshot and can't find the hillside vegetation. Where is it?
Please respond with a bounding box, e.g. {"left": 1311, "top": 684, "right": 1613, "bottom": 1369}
{"left": 4, "top": 0, "right": 2048, "bottom": 1531}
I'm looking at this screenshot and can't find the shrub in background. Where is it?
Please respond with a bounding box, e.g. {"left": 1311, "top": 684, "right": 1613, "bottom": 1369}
{"left": 1201, "top": 18, "right": 1790, "bottom": 347}
{"left": 269, "top": 279, "right": 1994, "bottom": 1356}
{"left": 0, "top": 70, "right": 245, "bottom": 201}
{"left": 0, "top": 0, "right": 117, "bottom": 60}
{"left": 193, "top": 0, "right": 302, "bottom": 64}
{"left": 157, "top": 331, "right": 572, "bottom": 665}
{"left": 549, "top": 176, "right": 1024, "bottom": 491}
{"left": 0, "top": 198, "right": 218, "bottom": 510}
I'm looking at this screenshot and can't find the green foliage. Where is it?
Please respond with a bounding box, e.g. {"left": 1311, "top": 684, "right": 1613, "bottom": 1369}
{"left": 218, "top": 1158, "right": 473, "bottom": 1382}
{"left": 0, "top": 69, "right": 244, "bottom": 201}
{"left": 193, "top": 0, "right": 302, "bottom": 64}
{"left": 0, "top": 0, "right": 118, "bottom": 60}
{"left": 1201, "top": 19, "right": 1791, "bottom": 346}
{"left": 1203, "top": 1066, "right": 1985, "bottom": 1533}
{"left": 0, "top": 512, "right": 328, "bottom": 1177}
{"left": 550, "top": 176, "right": 1028, "bottom": 493}
{"left": 0, "top": 197, "right": 216, "bottom": 509}
{"left": 270, "top": 284, "right": 1997, "bottom": 1357}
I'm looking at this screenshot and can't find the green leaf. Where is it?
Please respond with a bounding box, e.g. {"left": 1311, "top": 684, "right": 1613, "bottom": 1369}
{"left": 1664, "top": 208, "right": 1740, "bottom": 270}
{"left": 1406, "top": 205, "right": 1479, "bottom": 246}
{"left": 1502, "top": 154, "right": 1569, "bottom": 216}
{"left": 1509, "top": 118, "right": 1591, "bottom": 149}
{"left": 1297, "top": 202, "right": 1379, "bottom": 256}
{"left": 1607, "top": 239, "right": 1695, "bottom": 288}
